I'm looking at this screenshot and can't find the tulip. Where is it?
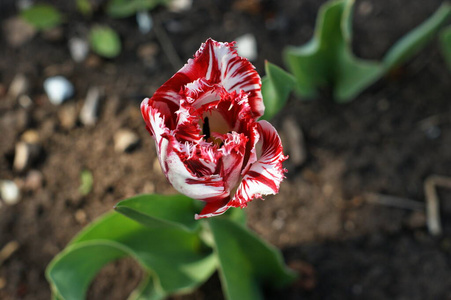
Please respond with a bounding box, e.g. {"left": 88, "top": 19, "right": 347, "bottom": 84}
{"left": 141, "top": 38, "right": 287, "bottom": 219}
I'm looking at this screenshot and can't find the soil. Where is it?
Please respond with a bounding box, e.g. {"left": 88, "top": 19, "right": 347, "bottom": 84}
{"left": 1, "top": 0, "right": 451, "bottom": 299}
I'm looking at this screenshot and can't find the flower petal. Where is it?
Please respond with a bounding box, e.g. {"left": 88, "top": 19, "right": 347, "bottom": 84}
{"left": 194, "top": 197, "right": 231, "bottom": 220}
{"left": 157, "top": 39, "right": 264, "bottom": 119}
{"left": 230, "top": 120, "right": 287, "bottom": 208}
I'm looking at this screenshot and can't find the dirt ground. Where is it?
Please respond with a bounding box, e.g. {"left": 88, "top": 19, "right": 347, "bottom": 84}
{"left": 1, "top": 0, "right": 451, "bottom": 299}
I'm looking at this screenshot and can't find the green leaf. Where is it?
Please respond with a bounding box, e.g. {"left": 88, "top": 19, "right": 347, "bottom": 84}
{"left": 79, "top": 169, "right": 93, "bottom": 196}
{"left": 20, "top": 4, "right": 63, "bottom": 30}
{"left": 89, "top": 26, "right": 121, "bottom": 58}
{"left": 106, "top": 0, "right": 167, "bottom": 18}
{"left": 208, "top": 218, "right": 296, "bottom": 300}
{"left": 261, "top": 61, "right": 296, "bottom": 120}
{"left": 284, "top": 0, "right": 384, "bottom": 102}
{"left": 383, "top": 2, "right": 451, "bottom": 71}
{"left": 440, "top": 25, "right": 451, "bottom": 71}
{"left": 47, "top": 212, "right": 217, "bottom": 300}
{"left": 76, "top": 0, "right": 93, "bottom": 16}
{"left": 114, "top": 194, "right": 202, "bottom": 232}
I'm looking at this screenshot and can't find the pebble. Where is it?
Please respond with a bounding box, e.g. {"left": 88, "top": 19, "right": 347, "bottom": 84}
{"left": 282, "top": 117, "right": 307, "bottom": 167}
{"left": 168, "top": 0, "right": 192, "bottom": 12}
{"left": 44, "top": 76, "right": 74, "bottom": 105}
{"left": 42, "top": 27, "right": 64, "bottom": 42}
{"left": 136, "top": 11, "right": 153, "bottom": 34}
{"left": 68, "top": 37, "right": 89, "bottom": 63}
{"left": 0, "top": 180, "right": 20, "bottom": 205}
{"left": 235, "top": 33, "right": 257, "bottom": 61}
{"left": 406, "top": 211, "right": 426, "bottom": 229}
{"left": 18, "top": 95, "right": 33, "bottom": 108}
{"left": 137, "top": 43, "right": 159, "bottom": 62}
{"left": 80, "top": 87, "right": 101, "bottom": 126}
{"left": 3, "top": 17, "right": 36, "bottom": 48}
{"left": 16, "top": 0, "right": 33, "bottom": 10}
{"left": 24, "top": 170, "right": 44, "bottom": 191}
{"left": 58, "top": 103, "right": 78, "bottom": 129}
{"left": 114, "top": 129, "right": 140, "bottom": 152}
{"left": 13, "top": 141, "right": 40, "bottom": 171}
{"left": 8, "top": 74, "right": 29, "bottom": 99}
{"left": 21, "top": 129, "right": 39, "bottom": 144}
{"left": 75, "top": 209, "right": 87, "bottom": 224}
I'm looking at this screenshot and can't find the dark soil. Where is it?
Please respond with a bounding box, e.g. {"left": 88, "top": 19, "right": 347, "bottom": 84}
{"left": 1, "top": 0, "right": 451, "bottom": 299}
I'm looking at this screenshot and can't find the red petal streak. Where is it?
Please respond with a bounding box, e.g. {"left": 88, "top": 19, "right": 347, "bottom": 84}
{"left": 195, "top": 197, "right": 231, "bottom": 219}
{"left": 230, "top": 121, "right": 287, "bottom": 208}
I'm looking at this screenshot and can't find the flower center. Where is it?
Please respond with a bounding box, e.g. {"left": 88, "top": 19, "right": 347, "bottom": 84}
{"left": 201, "top": 110, "right": 231, "bottom": 146}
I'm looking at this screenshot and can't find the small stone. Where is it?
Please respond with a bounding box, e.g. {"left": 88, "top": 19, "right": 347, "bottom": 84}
{"left": 424, "top": 126, "right": 441, "bottom": 140}
{"left": 68, "top": 37, "right": 89, "bottom": 63}
{"left": 0, "top": 180, "right": 20, "bottom": 205}
{"left": 42, "top": 27, "right": 64, "bottom": 42}
{"left": 358, "top": 1, "right": 373, "bottom": 16}
{"left": 235, "top": 34, "right": 257, "bottom": 61}
{"left": 16, "top": 0, "right": 33, "bottom": 10}
{"left": 3, "top": 17, "right": 36, "bottom": 48}
{"left": 136, "top": 11, "right": 153, "bottom": 34}
{"left": 24, "top": 170, "right": 44, "bottom": 191}
{"left": 406, "top": 211, "right": 426, "bottom": 229}
{"left": 13, "top": 141, "right": 40, "bottom": 171}
{"left": 84, "top": 54, "right": 102, "bottom": 68}
{"left": 168, "top": 0, "right": 192, "bottom": 12}
{"left": 114, "top": 129, "right": 140, "bottom": 153}
{"left": 21, "top": 129, "right": 40, "bottom": 144}
{"left": 80, "top": 87, "right": 101, "bottom": 126}
{"left": 58, "top": 103, "right": 78, "bottom": 129}
{"left": 8, "top": 74, "right": 29, "bottom": 99}
{"left": 75, "top": 209, "right": 87, "bottom": 224}
{"left": 44, "top": 76, "right": 74, "bottom": 105}
{"left": 137, "top": 43, "right": 159, "bottom": 62}
{"left": 18, "top": 95, "right": 33, "bottom": 108}
{"left": 282, "top": 117, "right": 307, "bottom": 167}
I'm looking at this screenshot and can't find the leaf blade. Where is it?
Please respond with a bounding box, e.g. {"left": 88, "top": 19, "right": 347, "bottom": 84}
{"left": 114, "top": 194, "right": 201, "bottom": 231}
{"left": 209, "top": 218, "right": 296, "bottom": 300}
{"left": 383, "top": 2, "right": 451, "bottom": 70}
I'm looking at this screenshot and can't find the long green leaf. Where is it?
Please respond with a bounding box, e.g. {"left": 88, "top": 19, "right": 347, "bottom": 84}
{"left": 47, "top": 212, "right": 217, "bottom": 300}
{"left": 383, "top": 2, "right": 451, "bottom": 70}
{"left": 440, "top": 25, "right": 451, "bottom": 71}
{"left": 261, "top": 61, "right": 296, "bottom": 120}
{"left": 114, "top": 194, "right": 201, "bottom": 231}
{"left": 208, "top": 218, "right": 296, "bottom": 300}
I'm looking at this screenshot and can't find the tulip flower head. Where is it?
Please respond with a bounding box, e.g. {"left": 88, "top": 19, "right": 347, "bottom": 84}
{"left": 141, "top": 38, "right": 287, "bottom": 219}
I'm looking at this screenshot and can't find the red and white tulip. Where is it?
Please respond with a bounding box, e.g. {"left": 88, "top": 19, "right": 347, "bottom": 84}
{"left": 141, "top": 38, "right": 287, "bottom": 219}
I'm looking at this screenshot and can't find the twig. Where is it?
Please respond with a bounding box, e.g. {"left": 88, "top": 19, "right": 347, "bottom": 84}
{"left": 424, "top": 175, "right": 451, "bottom": 236}
{"left": 365, "top": 192, "right": 424, "bottom": 211}
{"left": 152, "top": 14, "right": 184, "bottom": 72}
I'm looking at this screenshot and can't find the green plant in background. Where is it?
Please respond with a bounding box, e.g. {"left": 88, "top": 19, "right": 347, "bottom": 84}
{"left": 440, "top": 25, "right": 451, "bottom": 70}
{"left": 20, "top": 4, "right": 64, "bottom": 30}
{"left": 89, "top": 26, "right": 122, "bottom": 58}
{"left": 78, "top": 170, "right": 93, "bottom": 196}
{"left": 261, "top": 61, "right": 296, "bottom": 121}
{"left": 106, "top": 0, "right": 168, "bottom": 18}
{"left": 261, "top": 0, "right": 451, "bottom": 108}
